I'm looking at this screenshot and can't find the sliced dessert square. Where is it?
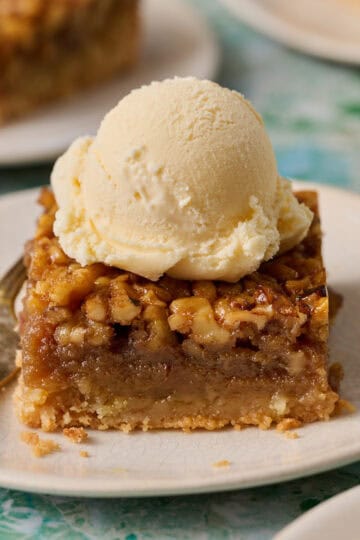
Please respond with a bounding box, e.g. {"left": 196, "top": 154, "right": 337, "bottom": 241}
{"left": 15, "top": 189, "right": 339, "bottom": 432}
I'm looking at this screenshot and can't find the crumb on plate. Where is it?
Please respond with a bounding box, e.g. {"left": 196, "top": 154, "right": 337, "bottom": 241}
{"left": 21, "top": 431, "right": 60, "bottom": 457}
{"left": 276, "top": 418, "right": 302, "bottom": 432}
{"left": 284, "top": 431, "right": 299, "bottom": 440}
{"left": 212, "top": 460, "right": 231, "bottom": 468}
{"left": 63, "top": 427, "right": 88, "bottom": 444}
{"left": 79, "top": 450, "right": 89, "bottom": 458}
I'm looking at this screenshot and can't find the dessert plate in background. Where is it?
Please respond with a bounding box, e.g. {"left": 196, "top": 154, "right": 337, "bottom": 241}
{"left": 0, "top": 181, "right": 359, "bottom": 498}
{"left": 221, "top": 0, "right": 360, "bottom": 64}
{"left": 0, "top": 0, "right": 219, "bottom": 166}
{"left": 275, "top": 486, "right": 360, "bottom": 540}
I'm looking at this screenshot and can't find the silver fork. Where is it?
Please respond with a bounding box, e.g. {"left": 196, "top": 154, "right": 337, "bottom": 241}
{"left": 0, "top": 257, "right": 27, "bottom": 387}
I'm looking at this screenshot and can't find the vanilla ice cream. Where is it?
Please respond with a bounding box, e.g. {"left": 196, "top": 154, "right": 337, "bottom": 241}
{"left": 51, "top": 77, "right": 312, "bottom": 282}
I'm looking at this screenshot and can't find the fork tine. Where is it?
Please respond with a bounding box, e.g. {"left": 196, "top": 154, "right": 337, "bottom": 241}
{"left": 11, "top": 260, "right": 26, "bottom": 284}
{"left": 1, "top": 271, "right": 21, "bottom": 295}
{"left": 0, "top": 257, "right": 26, "bottom": 301}
{"left": 0, "top": 257, "right": 24, "bottom": 286}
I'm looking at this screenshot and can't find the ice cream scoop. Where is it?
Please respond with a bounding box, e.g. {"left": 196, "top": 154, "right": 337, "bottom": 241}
{"left": 51, "top": 77, "right": 312, "bottom": 282}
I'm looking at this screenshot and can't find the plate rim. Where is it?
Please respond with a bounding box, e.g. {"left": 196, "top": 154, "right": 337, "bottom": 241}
{"left": 274, "top": 485, "right": 360, "bottom": 540}
{"left": 220, "top": 0, "right": 360, "bottom": 64}
{"left": 0, "top": 439, "right": 358, "bottom": 498}
{"left": 0, "top": 180, "right": 359, "bottom": 498}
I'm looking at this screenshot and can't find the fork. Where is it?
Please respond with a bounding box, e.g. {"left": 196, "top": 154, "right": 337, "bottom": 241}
{"left": 0, "top": 257, "right": 27, "bottom": 387}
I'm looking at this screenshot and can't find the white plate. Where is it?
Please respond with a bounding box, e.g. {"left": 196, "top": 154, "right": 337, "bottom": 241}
{"left": 275, "top": 486, "right": 360, "bottom": 540}
{"left": 0, "top": 181, "right": 359, "bottom": 498}
{"left": 0, "top": 0, "right": 219, "bottom": 166}
{"left": 221, "top": 0, "right": 360, "bottom": 64}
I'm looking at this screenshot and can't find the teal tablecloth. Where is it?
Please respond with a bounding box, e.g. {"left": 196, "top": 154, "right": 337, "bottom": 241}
{"left": 0, "top": 1, "right": 359, "bottom": 538}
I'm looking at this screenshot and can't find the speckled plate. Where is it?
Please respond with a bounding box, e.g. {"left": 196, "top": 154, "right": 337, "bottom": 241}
{"left": 0, "top": 181, "right": 359, "bottom": 498}
{"left": 0, "top": 0, "right": 219, "bottom": 166}
{"left": 221, "top": 0, "right": 360, "bottom": 64}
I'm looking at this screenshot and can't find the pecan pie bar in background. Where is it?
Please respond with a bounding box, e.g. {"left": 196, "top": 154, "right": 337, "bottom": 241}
{"left": 0, "top": 0, "right": 139, "bottom": 124}
{"left": 14, "top": 78, "right": 340, "bottom": 432}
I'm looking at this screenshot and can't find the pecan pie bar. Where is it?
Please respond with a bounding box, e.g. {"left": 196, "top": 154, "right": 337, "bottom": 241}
{"left": 0, "top": 0, "right": 139, "bottom": 124}
{"left": 14, "top": 189, "right": 339, "bottom": 432}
